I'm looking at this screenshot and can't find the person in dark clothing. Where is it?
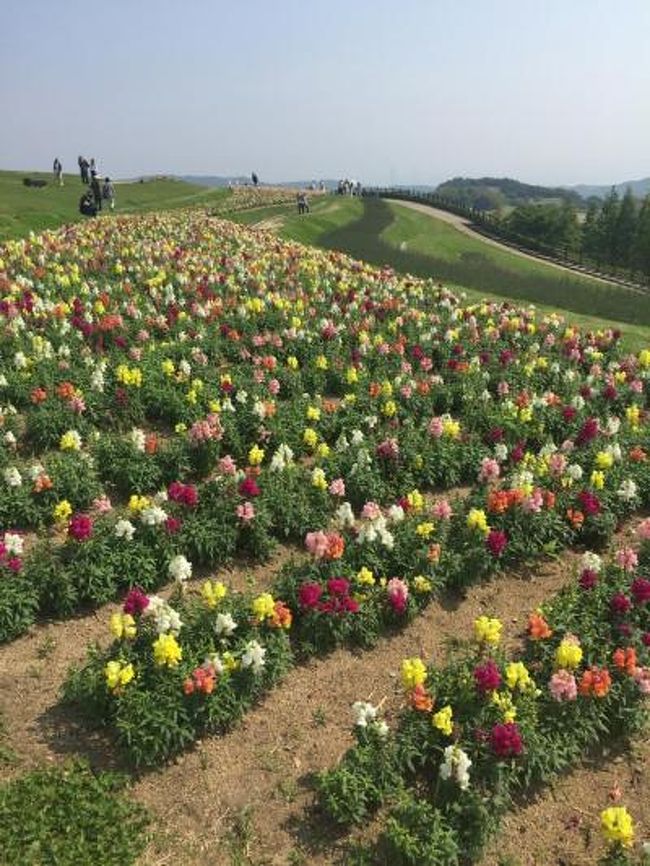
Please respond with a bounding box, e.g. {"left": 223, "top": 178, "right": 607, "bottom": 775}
{"left": 78, "top": 156, "right": 90, "bottom": 185}
{"left": 90, "top": 171, "right": 102, "bottom": 211}
{"left": 251, "top": 172, "right": 258, "bottom": 186}
{"left": 79, "top": 189, "right": 97, "bottom": 216}
{"left": 53, "top": 158, "right": 63, "bottom": 186}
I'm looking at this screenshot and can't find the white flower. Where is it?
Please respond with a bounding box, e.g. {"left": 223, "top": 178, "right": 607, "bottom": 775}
{"left": 351, "top": 701, "right": 378, "bottom": 727}
{"left": 179, "top": 359, "right": 191, "bottom": 377}
{"left": 168, "top": 554, "right": 192, "bottom": 584}
{"left": 494, "top": 443, "right": 508, "bottom": 463}
{"left": 351, "top": 429, "right": 365, "bottom": 446}
{"left": 334, "top": 502, "right": 355, "bottom": 529}
{"left": 336, "top": 434, "right": 350, "bottom": 452}
{"left": 130, "top": 428, "right": 146, "bottom": 452}
{"left": 439, "top": 745, "right": 472, "bottom": 790}
{"left": 581, "top": 551, "right": 603, "bottom": 574}
{"left": 387, "top": 504, "right": 405, "bottom": 523}
{"left": 3, "top": 532, "right": 23, "bottom": 556}
{"left": 617, "top": 479, "right": 638, "bottom": 502}
{"left": 606, "top": 416, "right": 621, "bottom": 436}
{"left": 566, "top": 463, "right": 583, "bottom": 481}
{"left": 241, "top": 640, "right": 266, "bottom": 673}
{"left": 4, "top": 431, "right": 17, "bottom": 448}
{"left": 215, "top": 612, "right": 237, "bottom": 637}
{"left": 374, "top": 720, "right": 389, "bottom": 738}
{"left": 13, "top": 351, "right": 27, "bottom": 369}
{"left": 91, "top": 369, "right": 105, "bottom": 392}
{"left": 3, "top": 466, "right": 22, "bottom": 487}
{"left": 145, "top": 596, "right": 183, "bottom": 634}
{"left": 114, "top": 519, "right": 136, "bottom": 541}
{"left": 571, "top": 395, "right": 585, "bottom": 410}
{"left": 253, "top": 400, "right": 266, "bottom": 419}
{"left": 235, "top": 390, "right": 248, "bottom": 404}
{"left": 140, "top": 505, "right": 168, "bottom": 526}
{"left": 270, "top": 443, "right": 294, "bottom": 472}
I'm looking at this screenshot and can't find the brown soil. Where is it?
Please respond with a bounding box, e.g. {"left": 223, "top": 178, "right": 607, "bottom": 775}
{"left": 1, "top": 520, "right": 647, "bottom": 865}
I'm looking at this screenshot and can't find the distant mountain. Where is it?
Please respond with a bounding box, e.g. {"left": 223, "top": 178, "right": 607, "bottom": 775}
{"left": 180, "top": 175, "right": 341, "bottom": 190}
{"left": 434, "top": 177, "right": 583, "bottom": 211}
{"left": 568, "top": 178, "right": 650, "bottom": 200}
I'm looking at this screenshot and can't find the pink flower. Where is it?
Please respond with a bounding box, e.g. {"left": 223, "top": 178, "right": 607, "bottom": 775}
{"left": 490, "top": 722, "right": 523, "bottom": 757}
{"left": 165, "top": 516, "right": 182, "bottom": 534}
{"left": 432, "top": 499, "right": 453, "bottom": 520}
{"left": 298, "top": 582, "right": 322, "bottom": 609}
{"left": 327, "top": 577, "right": 351, "bottom": 596}
{"left": 634, "top": 667, "right": 650, "bottom": 695}
{"left": 218, "top": 455, "right": 237, "bottom": 475}
{"left": 497, "top": 381, "right": 509, "bottom": 397}
{"left": 305, "top": 530, "right": 329, "bottom": 558}
{"left": 376, "top": 439, "right": 400, "bottom": 460}
{"left": 615, "top": 548, "right": 638, "bottom": 572}
{"left": 636, "top": 518, "right": 650, "bottom": 541}
{"left": 549, "top": 670, "right": 578, "bottom": 702}
{"left": 387, "top": 578, "right": 409, "bottom": 615}
{"left": 478, "top": 457, "right": 500, "bottom": 484}
{"left": 428, "top": 417, "right": 444, "bottom": 438}
{"left": 239, "top": 477, "right": 261, "bottom": 498}
{"left": 328, "top": 478, "right": 346, "bottom": 497}
{"left": 268, "top": 378, "right": 280, "bottom": 395}
{"left": 92, "top": 495, "right": 113, "bottom": 514}
{"left": 521, "top": 490, "right": 543, "bottom": 513}
{"left": 236, "top": 501, "right": 255, "bottom": 522}
{"left": 361, "top": 501, "right": 382, "bottom": 521}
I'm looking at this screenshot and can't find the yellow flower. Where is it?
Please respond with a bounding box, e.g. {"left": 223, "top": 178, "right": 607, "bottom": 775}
{"left": 432, "top": 705, "right": 453, "bottom": 736}
{"left": 128, "top": 494, "right": 150, "bottom": 513}
{"left": 53, "top": 499, "right": 73, "bottom": 522}
{"left": 153, "top": 633, "right": 182, "bottom": 667}
{"left": 346, "top": 367, "right": 358, "bottom": 384}
{"left": 287, "top": 356, "right": 299, "bottom": 370}
{"left": 416, "top": 522, "right": 434, "bottom": 539}
{"left": 519, "top": 406, "right": 533, "bottom": 423}
{"left": 406, "top": 489, "right": 424, "bottom": 512}
{"left": 590, "top": 470, "right": 605, "bottom": 489}
{"left": 316, "top": 443, "right": 331, "bottom": 459}
{"left": 467, "top": 509, "right": 489, "bottom": 535}
{"left": 116, "top": 364, "right": 142, "bottom": 387}
{"left": 555, "top": 637, "right": 582, "bottom": 670}
{"left": 474, "top": 616, "right": 502, "bottom": 645}
{"left": 413, "top": 575, "right": 432, "bottom": 593}
{"left": 442, "top": 418, "right": 460, "bottom": 438}
{"left": 201, "top": 580, "right": 227, "bottom": 608}
{"left": 381, "top": 380, "right": 393, "bottom": 397}
{"left": 638, "top": 349, "right": 650, "bottom": 368}
{"left": 311, "top": 467, "right": 327, "bottom": 490}
{"left": 505, "top": 661, "right": 533, "bottom": 692}
{"left": 382, "top": 400, "right": 397, "bottom": 417}
{"left": 306, "top": 406, "right": 321, "bottom": 421}
{"left": 356, "top": 567, "right": 375, "bottom": 586}
{"left": 104, "top": 660, "right": 135, "bottom": 691}
{"left": 315, "top": 354, "right": 328, "bottom": 370}
{"left": 248, "top": 445, "right": 265, "bottom": 466}
{"left": 626, "top": 405, "right": 640, "bottom": 429}
{"left": 161, "top": 359, "right": 175, "bottom": 376}
{"left": 492, "top": 690, "right": 517, "bottom": 722}
{"left": 175, "top": 422, "right": 187, "bottom": 433}
{"left": 59, "top": 430, "right": 81, "bottom": 451}
{"left": 601, "top": 806, "right": 634, "bottom": 848}
{"left": 252, "top": 593, "right": 275, "bottom": 621}
{"left": 222, "top": 651, "right": 238, "bottom": 673}
{"left": 109, "top": 612, "right": 136, "bottom": 640}
{"left": 595, "top": 451, "right": 614, "bottom": 469}
{"left": 303, "top": 428, "right": 318, "bottom": 448}
{"left": 401, "top": 657, "right": 427, "bottom": 690}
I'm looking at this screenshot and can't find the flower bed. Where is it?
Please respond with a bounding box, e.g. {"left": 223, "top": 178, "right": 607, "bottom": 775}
{"left": 314, "top": 537, "right": 650, "bottom": 865}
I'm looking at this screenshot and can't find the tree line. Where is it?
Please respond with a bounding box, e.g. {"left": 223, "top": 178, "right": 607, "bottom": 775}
{"left": 503, "top": 188, "right": 650, "bottom": 280}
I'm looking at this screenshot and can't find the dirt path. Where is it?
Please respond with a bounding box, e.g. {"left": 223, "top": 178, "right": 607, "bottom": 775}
{"left": 387, "top": 199, "right": 643, "bottom": 293}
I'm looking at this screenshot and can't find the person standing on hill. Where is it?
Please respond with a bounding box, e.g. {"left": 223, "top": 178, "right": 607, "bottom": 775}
{"left": 78, "top": 156, "right": 90, "bottom": 184}
{"left": 90, "top": 171, "right": 102, "bottom": 212}
{"left": 251, "top": 171, "right": 259, "bottom": 187}
{"left": 102, "top": 176, "right": 115, "bottom": 211}
{"left": 53, "top": 157, "right": 63, "bottom": 186}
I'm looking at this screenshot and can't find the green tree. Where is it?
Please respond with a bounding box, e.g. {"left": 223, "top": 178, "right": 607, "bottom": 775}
{"left": 632, "top": 194, "right": 650, "bottom": 280}
{"left": 596, "top": 187, "right": 620, "bottom": 265}
{"left": 614, "top": 187, "right": 637, "bottom": 268}
{"left": 581, "top": 200, "right": 602, "bottom": 261}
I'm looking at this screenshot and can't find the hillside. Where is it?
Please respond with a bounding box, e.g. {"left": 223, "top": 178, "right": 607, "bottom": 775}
{"left": 570, "top": 176, "right": 650, "bottom": 199}
{"left": 435, "top": 176, "right": 583, "bottom": 211}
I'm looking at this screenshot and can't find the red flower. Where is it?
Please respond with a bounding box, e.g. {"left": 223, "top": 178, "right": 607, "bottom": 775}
{"left": 486, "top": 529, "right": 508, "bottom": 557}
{"left": 490, "top": 722, "right": 523, "bottom": 758}
{"left": 610, "top": 593, "right": 632, "bottom": 616}
{"left": 327, "top": 578, "right": 350, "bottom": 596}
{"left": 576, "top": 417, "right": 599, "bottom": 446}
{"left": 298, "top": 582, "right": 322, "bottom": 609}
{"left": 165, "top": 516, "right": 182, "bottom": 534}
{"left": 474, "top": 659, "right": 502, "bottom": 694}
{"left": 68, "top": 513, "right": 93, "bottom": 541}
{"left": 579, "top": 568, "right": 598, "bottom": 590}
{"left": 123, "top": 587, "right": 150, "bottom": 616}
{"left": 578, "top": 490, "right": 601, "bottom": 516}
{"left": 239, "top": 476, "right": 261, "bottom": 498}
{"left": 631, "top": 578, "right": 650, "bottom": 605}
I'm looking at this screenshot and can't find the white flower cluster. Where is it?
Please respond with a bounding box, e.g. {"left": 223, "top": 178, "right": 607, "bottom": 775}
{"left": 3, "top": 466, "right": 22, "bottom": 487}
{"left": 439, "top": 744, "right": 472, "bottom": 790}
{"left": 215, "top": 612, "right": 237, "bottom": 637}
{"left": 168, "top": 554, "right": 192, "bottom": 584}
{"left": 140, "top": 505, "right": 168, "bottom": 526}
{"left": 617, "top": 478, "right": 638, "bottom": 502}
{"left": 130, "top": 428, "right": 146, "bottom": 452}
{"left": 581, "top": 551, "right": 603, "bottom": 573}
{"left": 351, "top": 701, "right": 389, "bottom": 737}
{"left": 146, "top": 596, "right": 183, "bottom": 634}
{"left": 3, "top": 532, "right": 24, "bottom": 556}
{"left": 115, "top": 519, "right": 136, "bottom": 541}
{"left": 241, "top": 639, "right": 266, "bottom": 673}
{"left": 270, "top": 443, "right": 294, "bottom": 472}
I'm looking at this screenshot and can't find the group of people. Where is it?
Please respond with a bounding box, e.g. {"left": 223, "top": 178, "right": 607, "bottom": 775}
{"left": 76, "top": 155, "right": 115, "bottom": 217}
{"left": 337, "top": 179, "right": 362, "bottom": 196}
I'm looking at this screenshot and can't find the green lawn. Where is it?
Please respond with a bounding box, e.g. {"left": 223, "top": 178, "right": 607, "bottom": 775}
{"left": 267, "top": 196, "right": 650, "bottom": 351}
{"left": 0, "top": 170, "right": 230, "bottom": 240}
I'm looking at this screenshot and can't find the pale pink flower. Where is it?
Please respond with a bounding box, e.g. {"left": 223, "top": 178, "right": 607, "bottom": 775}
{"left": 428, "top": 417, "right": 444, "bottom": 438}
{"left": 328, "top": 478, "right": 346, "bottom": 497}
{"left": 497, "top": 381, "right": 509, "bottom": 397}
{"left": 236, "top": 501, "right": 255, "bottom": 522}
{"left": 634, "top": 667, "right": 650, "bottom": 695}
{"left": 636, "top": 518, "right": 650, "bottom": 541}
{"left": 630, "top": 379, "right": 643, "bottom": 394}
{"left": 420, "top": 357, "right": 433, "bottom": 371}
{"left": 548, "top": 453, "right": 568, "bottom": 476}
{"left": 387, "top": 578, "right": 409, "bottom": 614}
{"left": 478, "top": 457, "right": 500, "bottom": 484}
{"left": 521, "top": 490, "right": 544, "bottom": 513}
{"left": 361, "top": 501, "right": 382, "bottom": 521}
{"left": 400, "top": 361, "right": 412, "bottom": 374}
{"left": 615, "top": 547, "right": 638, "bottom": 572}
{"left": 268, "top": 378, "right": 280, "bottom": 395}
{"left": 253, "top": 369, "right": 265, "bottom": 383}
{"left": 549, "top": 670, "right": 577, "bottom": 702}
{"left": 218, "top": 455, "right": 237, "bottom": 475}
{"left": 92, "top": 495, "right": 113, "bottom": 514}
{"left": 432, "top": 499, "right": 453, "bottom": 520}
{"left": 305, "top": 530, "right": 329, "bottom": 558}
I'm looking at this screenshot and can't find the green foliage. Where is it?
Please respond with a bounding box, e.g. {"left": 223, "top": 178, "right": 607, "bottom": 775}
{"left": 0, "top": 761, "right": 148, "bottom": 866}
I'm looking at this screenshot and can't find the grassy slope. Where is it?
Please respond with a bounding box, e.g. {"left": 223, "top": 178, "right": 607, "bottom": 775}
{"left": 0, "top": 170, "right": 230, "bottom": 240}
{"left": 262, "top": 196, "right": 650, "bottom": 351}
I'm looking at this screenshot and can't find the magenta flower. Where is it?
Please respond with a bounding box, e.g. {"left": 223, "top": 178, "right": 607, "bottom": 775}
{"left": 490, "top": 722, "right": 523, "bottom": 758}
{"left": 486, "top": 529, "right": 508, "bottom": 557}
{"left": 474, "top": 659, "right": 502, "bottom": 694}
{"left": 68, "top": 513, "right": 93, "bottom": 542}
{"left": 123, "top": 587, "right": 150, "bottom": 616}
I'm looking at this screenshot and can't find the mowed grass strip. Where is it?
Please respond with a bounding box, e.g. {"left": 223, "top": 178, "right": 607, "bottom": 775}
{"left": 273, "top": 196, "right": 650, "bottom": 351}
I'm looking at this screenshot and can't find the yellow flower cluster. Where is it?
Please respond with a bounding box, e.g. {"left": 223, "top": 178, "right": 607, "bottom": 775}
{"left": 416, "top": 522, "right": 434, "bottom": 538}
{"left": 248, "top": 445, "right": 265, "bottom": 465}
{"left": 303, "top": 428, "right": 318, "bottom": 448}
{"left": 104, "top": 660, "right": 135, "bottom": 691}
{"left": 59, "top": 430, "right": 81, "bottom": 451}
{"left": 467, "top": 508, "right": 489, "bottom": 535}
{"left": 153, "top": 633, "right": 182, "bottom": 667}
{"left": 356, "top": 567, "right": 375, "bottom": 586}
{"left": 201, "top": 580, "right": 227, "bottom": 608}
{"left": 128, "top": 494, "right": 150, "bottom": 513}
{"left": 442, "top": 418, "right": 460, "bottom": 438}
{"left": 474, "top": 616, "right": 502, "bottom": 645}
{"left": 432, "top": 705, "right": 453, "bottom": 736}
{"left": 110, "top": 612, "right": 136, "bottom": 640}
{"left": 555, "top": 637, "right": 583, "bottom": 670}
{"left": 413, "top": 575, "right": 432, "bottom": 593}
{"left": 252, "top": 593, "right": 276, "bottom": 621}
{"left": 401, "top": 657, "right": 427, "bottom": 690}
{"left": 53, "top": 499, "right": 72, "bottom": 522}
{"left": 406, "top": 489, "right": 424, "bottom": 512}
{"left": 504, "top": 661, "right": 533, "bottom": 692}
{"left": 116, "top": 364, "right": 143, "bottom": 387}
{"left": 601, "top": 806, "right": 634, "bottom": 848}
{"left": 491, "top": 690, "right": 517, "bottom": 723}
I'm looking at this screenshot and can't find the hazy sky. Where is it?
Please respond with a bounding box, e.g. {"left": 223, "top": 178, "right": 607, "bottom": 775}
{"left": 2, "top": 0, "right": 649, "bottom": 186}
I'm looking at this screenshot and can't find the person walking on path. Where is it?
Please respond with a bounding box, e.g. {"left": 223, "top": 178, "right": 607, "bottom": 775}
{"left": 90, "top": 171, "right": 102, "bottom": 212}
{"left": 53, "top": 158, "right": 63, "bottom": 186}
{"left": 102, "top": 176, "right": 115, "bottom": 211}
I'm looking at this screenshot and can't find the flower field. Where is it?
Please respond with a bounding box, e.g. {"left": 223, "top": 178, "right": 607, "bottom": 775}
{"left": 0, "top": 209, "right": 649, "bottom": 862}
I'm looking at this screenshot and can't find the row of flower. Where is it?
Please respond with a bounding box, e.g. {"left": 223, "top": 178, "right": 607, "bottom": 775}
{"left": 209, "top": 185, "right": 302, "bottom": 214}
{"left": 314, "top": 534, "right": 650, "bottom": 865}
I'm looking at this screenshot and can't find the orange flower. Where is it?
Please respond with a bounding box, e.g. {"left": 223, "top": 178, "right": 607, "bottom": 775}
{"left": 31, "top": 387, "right": 48, "bottom": 404}
{"left": 579, "top": 666, "right": 611, "bottom": 698}
{"left": 528, "top": 611, "right": 553, "bottom": 640}
{"left": 270, "top": 601, "right": 293, "bottom": 630}
{"left": 325, "top": 533, "right": 345, "bottom": 560}
{"left": 56, "top": 381, "right": 76, "bottom": 400}
{"left": 369, "top": 382, "right": 381, "bottom": 398}
{"left": 515, "top": 391, "right": 531, "bottom": 408}
{"left": 264, "top": 401, "right": 277, "bottom": 418}
{"left": 33, "top": 473, "right": 53, "bottom": 493}
{"left": 543, "top": 490, "right": 556, "bottom": 510}
{"left": 144, "top": 433, "right": 158, "bottom": 455}
{"left": 612, "top": 647, "right": 637, "bottom": 676}
{"left": 416, "top": 380, "right": 430, "bottom": 396}
{"left": 567, "top": 509, "right": 584, "bottom": 529}
{"left": 487, "top": 490, "right": 510, "bottom": 514}
{"left": 322, "top": 399, "right": 339, "bottom": 413}
{"left": 410, "top": 684, "right": 434, "bottom": 712}
{"left": 629, "top": 446, "right": 647, "bottom": 462}
{"left": 183, "top": 678, "right": 195, "bottom": 696}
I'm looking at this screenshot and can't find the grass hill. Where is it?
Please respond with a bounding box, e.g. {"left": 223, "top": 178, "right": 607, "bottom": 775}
{"left": 434, "top": 176, "right": 584, "bottom": 211}
{"left": 0, "top": 170, "right": 230, "bottom": 240}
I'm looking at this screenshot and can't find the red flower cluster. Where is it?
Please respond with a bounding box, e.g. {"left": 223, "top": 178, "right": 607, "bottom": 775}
{"left": 578, "top": 490, "right": 601, "bottom": 516}
{"left": 123, "top": 587, "right": 149, "bottom": 616}
{"left": 631, "top": 577, "right": 650, "bottom": 605}
{"left": 238, "top": 476, "right": 261, "bottom": 498}
{"left": 486, "top": 529, "right": 508, "bottom": 557}
{"left": 168, "top": 481, "right": 199, "bottom": 507}
{"left": 298, "top": 578, "right": 359, "bottom": 615}
{"left": 474, "top": 659, "right": 502, "bottom": 694}
{"left": 183, "top": 664, "right": 217, "bottom": 696}
{"left": 490, "top": 722, "right": 523, "bottom": 758}
{"left": 68, "top": 513, "right": 93, "bottom": 541}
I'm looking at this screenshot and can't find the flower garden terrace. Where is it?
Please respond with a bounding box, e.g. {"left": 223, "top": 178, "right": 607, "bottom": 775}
{"left": 0, "top": 210, "right": 649, "bottom": 763}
